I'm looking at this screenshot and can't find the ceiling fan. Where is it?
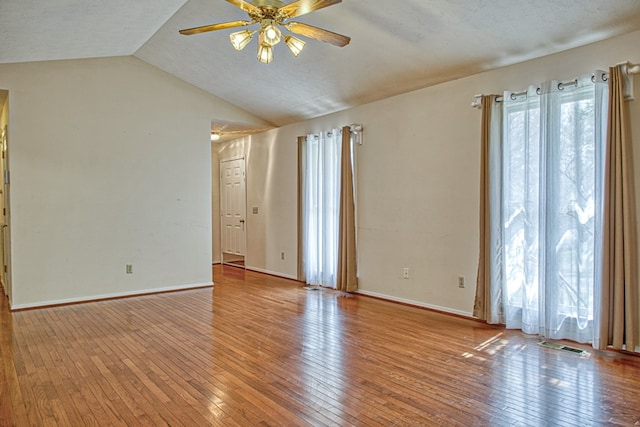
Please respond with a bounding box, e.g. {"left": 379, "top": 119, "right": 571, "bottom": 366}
{"left": 179, "top": 0, "right": 350, "bottom": 63}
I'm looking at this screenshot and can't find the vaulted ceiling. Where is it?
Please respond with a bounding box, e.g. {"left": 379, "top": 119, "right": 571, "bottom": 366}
{"left": 3, "top": 0, "right": 640, "bottom": 135}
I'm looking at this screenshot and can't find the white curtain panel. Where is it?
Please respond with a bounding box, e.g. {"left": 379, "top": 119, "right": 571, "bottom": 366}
{"left": 302, "top": 129, "right": 342, "bottom": 287}
{"left": 496, "top": 72, "right": 608, "bottom": 344}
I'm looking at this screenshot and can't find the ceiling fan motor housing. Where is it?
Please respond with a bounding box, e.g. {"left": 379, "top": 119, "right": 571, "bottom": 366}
{"left": 248, "top": 2, "right": 288, "bottom": 23}
{"left": 251, "top": 0, "right": 285, "bottom": 7}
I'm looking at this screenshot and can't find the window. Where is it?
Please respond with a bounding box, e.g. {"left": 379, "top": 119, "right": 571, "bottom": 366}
{"left": 496, "top": 73, "right": 608, "bottom": 343}
{"left": 301, "top": 129, "right": 342, "bottom": 287}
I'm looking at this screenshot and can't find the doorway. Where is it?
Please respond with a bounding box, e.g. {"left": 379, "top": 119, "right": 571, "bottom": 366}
{"left": 220, "top": 157, "right": 246, "bottom": 268}
{"left": 0, "top": 90, "right": 12, "bottom": 305}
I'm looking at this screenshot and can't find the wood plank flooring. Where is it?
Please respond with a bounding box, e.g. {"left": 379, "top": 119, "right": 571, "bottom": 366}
{"left": 1, "top": 264, "right": 640, "bottom": 426}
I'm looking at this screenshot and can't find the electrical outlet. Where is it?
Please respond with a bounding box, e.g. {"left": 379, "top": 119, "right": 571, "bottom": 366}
{"left": 458, "top": 275, "right": 465, "bottom": 288}
{"left": 126, "top": 264, "right": 133, "bottom": 274}
{"left": 403, "top": 268, "right": 410, "bottom": 279}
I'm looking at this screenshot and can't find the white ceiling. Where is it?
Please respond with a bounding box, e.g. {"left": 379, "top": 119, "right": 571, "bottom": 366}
{"left": 0, "top": 0, "right": 188, "bottom": 62}
{"left": 3, "top": 0, "right": 640, "bottom": 131}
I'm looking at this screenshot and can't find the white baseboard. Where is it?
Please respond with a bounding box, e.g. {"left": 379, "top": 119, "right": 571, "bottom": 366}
{"left": 11, "top": 282, "right": 213, "bottom": 310}
{"left": 356, "top": 289, "right": 473, "bottom": 318}
{"left": 245, "top": 266, "right": 298, "bottom": 281}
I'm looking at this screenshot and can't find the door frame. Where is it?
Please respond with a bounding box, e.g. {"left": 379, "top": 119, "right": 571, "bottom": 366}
{"left": 0, "top": 123, "right": 11, "bottom": 304}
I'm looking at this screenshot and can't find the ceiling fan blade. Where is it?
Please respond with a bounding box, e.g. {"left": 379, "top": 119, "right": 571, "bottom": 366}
{"left": 226, "top": 0, "right": 261, "bottom": 15}
{"left": 286, "top": 22, "right": 350, "bottom": 47}
{"left": 179, "top": 20, "right": 251, "bottom": 35}
{"left": 279, "top": 0, "right": 342, "bottom": 18}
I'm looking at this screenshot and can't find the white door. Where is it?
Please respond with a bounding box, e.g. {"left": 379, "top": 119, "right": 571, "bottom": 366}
{"left": 220, "top": 158, "right": 246, "bottom": 258}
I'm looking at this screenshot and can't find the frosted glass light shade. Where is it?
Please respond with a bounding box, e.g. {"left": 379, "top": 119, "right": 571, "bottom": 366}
{"left": 285, "top": 35, "right": 305, "bottom": 57}
{"left": 229, "top": 30, "right": 253, "bottom": 51}
{"left": 262, "top": 24, "right": 281, "bottom": 46}
{"left": 257, "top": 43, "right": 273, "bottom": 64}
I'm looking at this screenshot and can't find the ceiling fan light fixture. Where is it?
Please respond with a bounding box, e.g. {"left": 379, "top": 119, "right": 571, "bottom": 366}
{"left": 257, "top": 43, "right": 274, "bottom": 64}
{"left": 262, "top": 23, "right": 282, "bottom": 46}
{"left": 285, "top": 35, "right": 305, "bottom": 57}
{"left": 229, "top": 29, "right": 254, "bottom": 51}
{"left": 179, "top": 0, "right": 350, "bottom": 64}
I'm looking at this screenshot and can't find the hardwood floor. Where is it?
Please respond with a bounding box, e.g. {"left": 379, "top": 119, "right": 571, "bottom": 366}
{"left": 1, "top": 265, "right": 639, "bottom": 426}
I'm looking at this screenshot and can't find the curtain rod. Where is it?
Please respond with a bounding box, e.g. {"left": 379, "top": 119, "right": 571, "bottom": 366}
{"left": 304, "top": 124, "right": 364, "bottom": 145}
{"left": 470, "top": 77, "right": 578, "bottom": 108}
{"left": 495, "top": 78, "right": 580, "bottom": 103}
{"left": 470, "top": 62, "right": 640, "bottom": 109}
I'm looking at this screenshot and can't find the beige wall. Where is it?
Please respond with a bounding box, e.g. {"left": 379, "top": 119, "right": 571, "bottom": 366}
{"left": 218, "top": 29, "right": 640, "bottom": 329}
{"left": 0, "top": 56, "right": 266, "bottom": 308}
